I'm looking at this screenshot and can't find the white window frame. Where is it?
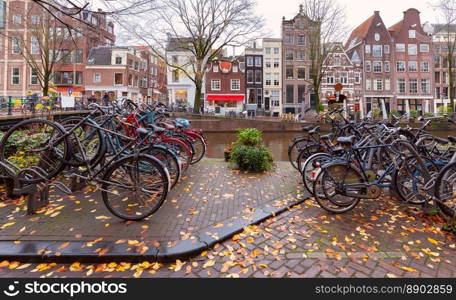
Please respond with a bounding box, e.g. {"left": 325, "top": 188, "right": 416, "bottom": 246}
{"left": 274, "top": 48, "right": 280, "bottom": 55}
{"left": 12, "top": 37, "right": 20, "bottom": 54}
{"left": 385, "top": 78, "right": 390, "bottom": 91}
{"left": 409, "top": 30, "right": 416, "bottom": 39}
{"left": 421, "top": 78, "right": 430, "bottom": 93}
{"left": 420, "top": 44, "right": 429, "bottom": 52}
{"left": 408, "top": 61, "right": 418, "bottom": 72}
{"left": 12, "top": 14, "right": 22, "bottom": 24}
{"left": 255, "top": 56, "right": 262, "bottom": 67}
{"left": 384, "top": 61, "right": 390, "bottom": 72}
{"left": 11, "top": 68, "right": 20, "bottom": 85}
{"left": 396, "top": 61, "right": 405, "bottom": 72}
{"left": 396, "top": 43, "right": 405, "bottom": 52}
{"left": 373, "top": 61, "right": 382, "bottom": 73}
{"left": 265, "top": 73, "right": 271, "bottom": 86}
{"left": 211, "top": 79, "right": 221, "bottom": 91}
{"left": 265, "top": 47, "right": 271, "bottom": 54}
{"left": 372, "top": 45, "right": 382, "bottom": 57}
{"left": 366, "top": 79, "right": 371, "bottom": 91}
{"left": 408, "top": 44, "right": 417, "bottom": 55}
{"left": 30, "top": 68, "right": 38, "bottom": 85}
{"left": 365, "top": 45, "right": 371, "bottom": 54}
{"left": 354, "top": 72, "right": 361, "bottom": 84}
{"left": 384, "top": 45, "right": 390, "bottom": 54}
{"left": 31, "top": 15, "right": 40, "bottom": 25}
{"left": 421, "top": 61, "right": 429, "bottom": 72}
{"left": 231, "top": 79, "right": 240, "bottom": 91}
{"left": 365, "top": 61, "right": 371, "bottom": 72}
{"left": 212, "top": 65, "right": 219, "bottom": 72}
{"left": 31, "top": 37, "right": 39, "bottom": 55}
{"left": 397, "top": 79, "right": 406, "bottom": 93}
{"left": 93, "top": 73, "right": 101, "bottom": 83}
{"left": 232, "top": 65, "right": 238, "bottom": 73}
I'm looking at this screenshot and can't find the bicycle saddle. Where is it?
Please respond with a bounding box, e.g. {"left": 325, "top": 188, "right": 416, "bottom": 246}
{"left": 172, "top": 120, "right": 184, "bottom": 129}
{"left": 149, "top": 125, "right": 166, "bottom": 133}
{"left": 136, "top": 127, "right": 152, "bottom": 137}
{"left": 449, "top": 136, "right": 456, "bottom": 143}
{"left": 320, "top": 133, "right": 333, "bottom": 141}
{"left": 157, "top": 122, "right": 175, "bottom": 130}
{"left": 337, "top": 136, "right": 356, "bottom": 145}
{"left": 433, "top": 137, "right": 449, "bottom": 144}
{"left": 302, "top": 126, "right": 315, "bottom": 132}
{"left": 308, "top": 126, "right": 320, "bottom": 135}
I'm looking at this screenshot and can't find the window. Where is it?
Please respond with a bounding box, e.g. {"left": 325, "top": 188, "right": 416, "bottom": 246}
{"left": 374, "top": 33, "right": 380, "bottom": 41}
{"left": 421, "top": 61, "right": 429, "bottom": 72}
{"left": 233, "top": 65, "right": 238, "bottom": 72}
{"left": 246, "top": 56, "right": 253, "bottom": 66}
{"left": 12, "top": 14, "right": 21, "bottom": 24}
{"left": 286, "top": 85, "right": 294, "bottom": 103}
{"left": 326, "top": 72, "right": 334, "bottom": 84}
{"left": 247, "top": 88, "right": 255, "bottom": 104}
{"left": 12, "top": 37, "right": 20, "bottom": 54}
{"left": 129, "top": 74, "right": 133, "bottom": 85}
{"left": 75, "top": 72, "right": 83, "bottom": 85}
{"left": 255, "top": 57, "right": 262, "bottom": 67}
{"left": 409, "top": 79, "right": 417, "bottom": 93}
{"left": 340, "top": 72, "right": 348, "bottom": 84}
{"left": 93, "top": 73, "right": 101, "bottom": 83}
{"left": 408, "top": 61, "right": 418, "bottom": 72}
{"left": 11, "top": 68, "right": 20, "bottom": 85}
{"left": 355, "top": 72, "right": 361, "bottom": 84}
{"left": 31, "top": 15, "right": 40, "bottom": 24}
{"left": 73, "top": 49, "right": 83, "bottom": 63}
{"left": 298, "top": 85, "right": 305, "bottom": 103}
{"left": 31, "top": 37, "right": 39, "bottom": 55}
{"left": 385, "top": 61, "right": 390, "bottom": 72}
{"left": 265, "top": 59, "right": 271, "bottom": 68}
{"left": 397, "top": 79, "right": 406, "bottom": 93}
{"left": 373, "top": 61, "right": 382, "bottom": 73}
{"left": 373, "top": 45, "right": 382, "bottom": 57}
{"left": 396, "top": 61, "right": 405, "bottom": 72}
{"left": 373, "top": 78, "right": 383, "bottom": 91}
{"left": 213, "top": 65, "right": 219, "bottom": 72}
{"left": 285, "top": 50, "right": 294, "bottom": 61}
{"left": 385, "top": 78, "right": 390, "bottom": 91}
{"left": 408, "top": 44, "right": 417, "bottom": 55}
{"left": 365, "top": 61, "right": 371, "bottom": 72}
{"left": 286, "top": 65, "right": 293, "bottom": 79}
{"left": 435, "top": 71, "right": 440, "bottom": 84}
{"left": 366, "top": 79, "right": 371, "bottom": 91}
{"left": 274, "top": 48, "right": 280, "bottom": 54}
{"left": 271, "top": 90, "right": 280, "bottom": 106}
{"left": 273, "top": 59, "right": 280, "bottom": 68}
{"left": 396, "top": 43, "right": 405, "bottom": 52}
{"left": 285, "top": 34, "right": 294, "bottom": 44}
{"left": 334, "top": 56, "right": 341, "bottom": 66}
{"left": 297, "top": 51, "right": 305, "bottom": 61}
{"left": 247, "top": 70, "right": 254, "bottom": 83}
{"left": 265, "top": 47, "right": 271, "bottom": 54}
{"left": 384, "top": 45, "right": 390, "bottom": 54}
{"left": 61, "top": 49, "right": 71, "bottom": 64}
{"left": 30, "top": 68, "right": 38, "bottom": 85}
{"left": 211, "top": 79, "right": 220, "bottom": 90}
{"left": 273, "top": 73, "right": 280, "bottom": 86}
{"left": 114, "top": 73, "right": 123, "bottom": 85}
{"left": 297, "top": 67, "right": 306, "bottom": 80}
{"left": 421, "top": 79, "right": 430, "bottom": 93}
{"left": 172, "top": 70, "right": 179, "bottom": 83}
{"left": 255, "top": 70, "right": 262, "bottom": 83}
{"left": 231, "top": 79, "right": 240, "bottom": 90}
{"left": 297, "top": 35, "right": 305, "bottom": 45}
{"left": 409, "top": 30, "right": 416, "bottom": 38}
{"left": 257, "top": 88, "right": 262, "bottom": 105}
{"left": 134, "top": 61, "right": 139, "bottom": 70}
{"left": 420, "top": 44, "right": 429, "bottom": 52}
{"left": 365, "top": 45, "right": 371, "bottom": 54}
{"left": 265, "top": 73, "right": 271, "bottom": 86}
{"left": 115, "top": 57, "right": 122, "bottom": 64}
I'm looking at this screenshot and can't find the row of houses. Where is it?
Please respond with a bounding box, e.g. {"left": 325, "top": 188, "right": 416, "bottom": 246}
{"left": 167, "top": 6, "right": 455, "bottom": 117}
{"left": 0, "top": 0, "right": 167, "bottom": 103}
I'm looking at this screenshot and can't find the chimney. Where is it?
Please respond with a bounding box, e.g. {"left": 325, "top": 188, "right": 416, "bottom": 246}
{"left": 299, "top": 4, "right": 303, "bottom": 14}
{"left": 374, "top": 11, "right": 380, "bottom": 16}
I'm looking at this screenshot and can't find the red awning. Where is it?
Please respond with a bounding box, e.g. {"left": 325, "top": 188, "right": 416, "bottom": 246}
{"left": 207, "top": 94, "right": 244, "bottom": 102}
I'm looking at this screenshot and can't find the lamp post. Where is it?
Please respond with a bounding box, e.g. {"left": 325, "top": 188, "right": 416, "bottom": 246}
{"left": 7, "top": 96, "right": 12, "bottom": 116}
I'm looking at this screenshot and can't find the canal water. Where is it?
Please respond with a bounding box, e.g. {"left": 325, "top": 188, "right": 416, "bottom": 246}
{"left": 205, "top": 130, "right": 456, "bottom": 162}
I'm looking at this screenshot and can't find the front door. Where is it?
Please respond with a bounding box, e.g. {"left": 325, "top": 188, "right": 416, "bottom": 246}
{"left": 265, "top": 97, "right": 270, "bottom": 111}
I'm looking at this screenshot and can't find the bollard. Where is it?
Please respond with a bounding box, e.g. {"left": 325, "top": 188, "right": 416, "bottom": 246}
{"left": 7, "top": 96, "right": 12, "bottom": 115}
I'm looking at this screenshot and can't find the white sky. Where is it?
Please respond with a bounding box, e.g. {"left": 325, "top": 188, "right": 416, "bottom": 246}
{"left": 257, "top": 0, "right": 437, "bottom": 39}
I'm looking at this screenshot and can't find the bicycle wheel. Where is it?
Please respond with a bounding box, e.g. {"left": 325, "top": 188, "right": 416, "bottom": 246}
{"left": 392, "top": 156, "right": 439, "bottom": 205}
{"left": 158, "top": 138, "right": 192, "bottom": 171}
{"left": 313, "top": 163, "right": 362, "bottom": 213}
{"left": 434, "top": 162, "right": 456, "bottom": 219}
{"left": 58, "top": 117, "right": 106, "bottom": 167}
{"left": 189, "top": 133, "right": 206, "bottom": 164}
{"left": 0, "top": 118, "right": 69, "bottom": 184}
{"left": 288, "top": 138, "right": 310, "bottom": 170}
{"left": 101, "top": 154, "right": 169, "bottom": 221}
{"left": 297, "top": 143, "right": 326, "bottom": 173}
{"left": 301, "top": 152, "right": 332, "bottom": 194}
{"left": 142, "top": 145, "right": 181, "bottom": 189}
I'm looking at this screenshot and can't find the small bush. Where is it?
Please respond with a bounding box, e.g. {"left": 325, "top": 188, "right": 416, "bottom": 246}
{"left": 410, "top": 109, "right": 418, "bottom": 118}
{"left": 229, "top": 128, "right": 273, "bottom": 172}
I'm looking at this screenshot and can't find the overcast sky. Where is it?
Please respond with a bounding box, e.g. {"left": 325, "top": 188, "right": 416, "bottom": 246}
{"left": 257, "top": 0, "right": 437, "bottom": 38}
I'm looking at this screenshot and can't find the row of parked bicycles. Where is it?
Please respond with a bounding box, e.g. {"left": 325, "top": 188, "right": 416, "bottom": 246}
{"left": 0, "top": 100, "right": 206, "bottom": 221}
{"left": 288, "top": 107, "right": 456, "bottom": 225}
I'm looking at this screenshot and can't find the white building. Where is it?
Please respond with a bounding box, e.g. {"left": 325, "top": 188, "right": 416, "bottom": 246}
{"left": 263, "top": 38, "right": 283, "bottom": 116}
{"left": 166, "top": 38, "right": 199, "bottom": 109}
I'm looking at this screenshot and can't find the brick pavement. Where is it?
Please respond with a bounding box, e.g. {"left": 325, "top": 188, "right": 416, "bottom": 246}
{"left": 0, "top": 160, "right": 455, "bottom": 278}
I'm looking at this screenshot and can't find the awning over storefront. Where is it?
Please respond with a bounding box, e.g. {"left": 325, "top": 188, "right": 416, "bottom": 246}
{"left": 206, "top": 94, "right": 244, "bottom": 102}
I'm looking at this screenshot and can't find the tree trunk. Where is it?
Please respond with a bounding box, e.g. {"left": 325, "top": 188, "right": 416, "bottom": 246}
{"left": 193, "top": 75, "right": 203, "bottom": 114}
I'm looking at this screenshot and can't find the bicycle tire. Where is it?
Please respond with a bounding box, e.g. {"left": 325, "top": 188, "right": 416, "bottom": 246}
{"left": 142, "top": 145, "right": 181, "bottom": 189}
{"left": 433, "top": 162, "right": 456, "bottom": 219}
{"left": 288, "top": 138, "right": 311, "bottom": 170}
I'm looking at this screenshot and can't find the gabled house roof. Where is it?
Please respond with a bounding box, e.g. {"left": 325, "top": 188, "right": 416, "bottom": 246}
{"left": 345, "top": 14, "right": 375, "bottom": 48}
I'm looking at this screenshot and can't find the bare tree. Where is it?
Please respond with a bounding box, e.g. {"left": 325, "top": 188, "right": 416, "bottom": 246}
{"left": 302, "top": 0, "right": 347, "bottom": 113}
{"left": 110, "top": 0, "right": 264, "bottom": 113}
{"left": 433, "top": 0, "right": 456, "bottom": 114}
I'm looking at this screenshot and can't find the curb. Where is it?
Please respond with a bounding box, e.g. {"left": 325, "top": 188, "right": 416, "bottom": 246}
{"left": 0, "top": 190, "right": 309, "bottom": 264}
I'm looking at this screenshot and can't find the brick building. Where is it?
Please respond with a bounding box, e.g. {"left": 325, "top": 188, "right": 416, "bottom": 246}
{"left": 244, "top": 44, "right": 263, "bottom": 116}
{"left": 345, "top": 9, "right": 434, "bottom": 117}
{"left": 321, "top": 43, "right": 363, "bottom": 114}
{"left": 205, "top": 57, "right": 245, "bottom": 115}
{"left": 281, "top": 5, "right": 313, "bottom": 114}
{"left": 0, "top": 0, "right": 114, "bottom": 99}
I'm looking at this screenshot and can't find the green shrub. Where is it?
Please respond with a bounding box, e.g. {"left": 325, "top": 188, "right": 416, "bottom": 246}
{"left": 424, "top": 112, "right": 435, "bottom": 118}
{"left": 230, "top": 145, "right": 273, "bottom": 172}
{"left": 390, "top": 110, "right": 401, "bottom": 118}
{"left": 410, "top": 109, "right": 418, "bottom": 118}
{"left": 372, "top": 108, "right": 381, "bottom": 118}
{"left": 229, "top": 128, "right": 273, "bottom": 172}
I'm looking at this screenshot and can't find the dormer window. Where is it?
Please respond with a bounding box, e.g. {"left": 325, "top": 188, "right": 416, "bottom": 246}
{"left": 408, "top": 30, "right": 416, "bottom": 38}
{"left": 374, "top": 33, "right": 380, "bottom": 41}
